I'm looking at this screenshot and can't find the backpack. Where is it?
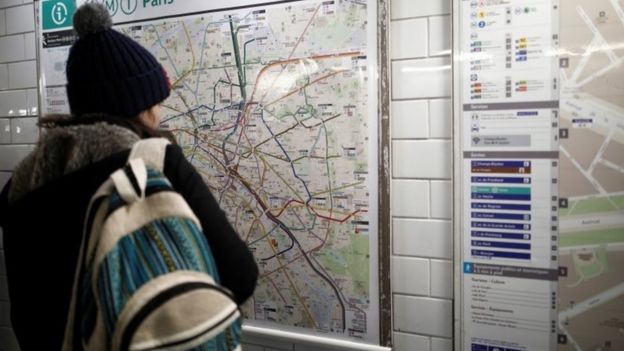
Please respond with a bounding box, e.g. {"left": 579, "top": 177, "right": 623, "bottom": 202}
{"left": 63, "top": 138, "right": 242, "bottom": 351}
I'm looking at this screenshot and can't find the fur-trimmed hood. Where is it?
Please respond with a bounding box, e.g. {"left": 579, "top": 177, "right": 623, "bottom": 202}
{"left": 8, "top": 122, "right": 139, "bottom": 202}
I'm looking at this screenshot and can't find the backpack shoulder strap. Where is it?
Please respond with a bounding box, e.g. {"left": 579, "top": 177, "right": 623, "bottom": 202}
{"left": 128, "top": 138, "right": 171, "bottom": 172}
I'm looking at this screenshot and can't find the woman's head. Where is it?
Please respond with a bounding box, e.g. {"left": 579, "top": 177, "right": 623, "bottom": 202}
{"left": 65, "top": 3, "right": 170, "bottom": 120}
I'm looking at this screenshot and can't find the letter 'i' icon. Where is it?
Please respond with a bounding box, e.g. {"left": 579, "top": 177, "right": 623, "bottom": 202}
{"left": 51, "top": 2, "right": 68, "bottom": 26}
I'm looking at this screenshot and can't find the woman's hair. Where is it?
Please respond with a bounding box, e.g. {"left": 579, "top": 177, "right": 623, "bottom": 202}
{"left": 39, "top": 113, "right": 176, "bottom": 143}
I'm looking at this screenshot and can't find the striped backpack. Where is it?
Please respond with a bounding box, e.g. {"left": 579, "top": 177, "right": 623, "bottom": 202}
{"left": 63, "top": 138, "right": 242, "bottom": 351}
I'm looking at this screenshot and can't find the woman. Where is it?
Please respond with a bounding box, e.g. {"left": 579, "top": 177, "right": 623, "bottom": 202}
{"left": 0, "top": 3, "right": 258, "bottom": 349}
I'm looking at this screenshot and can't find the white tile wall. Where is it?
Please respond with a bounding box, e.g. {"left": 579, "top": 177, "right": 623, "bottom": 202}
{"left": 430, "top": 180, "right": 452, "bottom": 219}
{"left": 0, "top": 9, "right": 6, "bottom": 36}
{"left": 391, "top": 0, "right": 451, "bottom": 20}
{"left": 428, "top": 16, "right": 451, "bottom": 57}
{"left": 393, "top": 332, "right": 430, "bottom": 350}
{"left": 390, "top": 0, "right": 453, "bottom": 349}
{"left": 391, "top": 180, "right": 429, "bottom": 217}
{"left": 0, "top": 90, "right": 26, "bottom": 117}
{"left": 429, "top": 99, "right": 451, "bottom": 139}
{"left": 0, "top": 118, "right": 9, "bottom": 143}
{"left": 431, "top": 337, "right": 453, "bottom": 351}
{"left": 0, "top": 1, "right": 24, "bottom": 9}
{"left": 392, "top": 256, "right": 429, "bottom": 296}
{"left": 25, "top": 88, "right": 36, "bottom": 115}
{"left": 0, "top": 145, "right": 32, "bottom": 170}
{"left": 393, "top": 295, "right": 452, "bottom": 337}
{"left": 5, "top": 4, "right": 33, "bottom": 35}
{"left": 8, "top": 60, "right": 36, "bottom": 89}
{"left": 392, "top": 140, "right": 451, "bottom": 179}
{"left": 23, "top": 32, "right": 34, "bottom": 60}
{"left": 392, "top": 57, "right": 451, "bottom": 100}
{"left": 391, "top": 100, "right": 428, "bottom": 139}
{"left": 0, "top": 34, "right": 25, "bottom": 63}
{"left": 0, "top": 2, "right": 37, "bottom": 348}
{"left": 393, "top": 219, "right": 452, "bottom": 259}
{"left": 10, "top": 117, "right": 37, "bottom": 143}
{"left": 430, "top": 260, "right": 453, "bottom": 299}
{"left": 0, "top": 64, "right": 7, "bottom": 90}
{"left": 391, "top": 19, "right": 428, "bottom": 60}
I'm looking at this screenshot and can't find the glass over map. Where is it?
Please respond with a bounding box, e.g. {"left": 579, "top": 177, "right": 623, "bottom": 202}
{"left": 118, "top": 0, "right": 374, "bottom": 341}
{"left": 558, "top": 0, "right": 624, "bottom": 349}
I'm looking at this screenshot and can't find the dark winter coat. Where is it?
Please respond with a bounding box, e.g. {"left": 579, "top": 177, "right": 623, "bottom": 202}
{"left": 0, "top": 122, "right": 258, "bottom": 350}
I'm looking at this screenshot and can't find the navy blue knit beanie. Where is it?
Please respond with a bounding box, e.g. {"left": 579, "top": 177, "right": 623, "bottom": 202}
{"left": 66, "top": 3, "right": 170, "bottom": 118}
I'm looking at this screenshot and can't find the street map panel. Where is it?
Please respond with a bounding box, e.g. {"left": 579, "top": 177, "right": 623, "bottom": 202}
{"left": 558, "top": 0, "right": 624, "bottom": 349}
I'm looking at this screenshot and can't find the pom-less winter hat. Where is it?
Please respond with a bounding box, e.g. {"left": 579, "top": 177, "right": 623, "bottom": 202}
{"left": 66, "top": 3, "right": 170, "bottom": 117}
